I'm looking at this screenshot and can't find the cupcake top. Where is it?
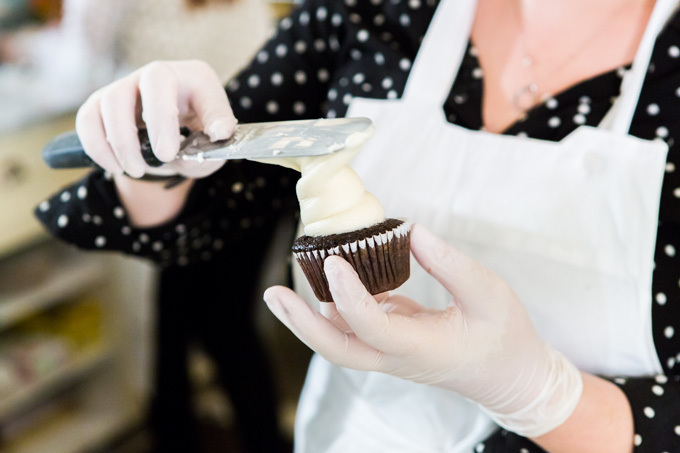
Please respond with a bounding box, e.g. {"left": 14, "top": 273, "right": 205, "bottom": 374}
{"left": 258, "top": 119, "right": 385, "bottom": 236}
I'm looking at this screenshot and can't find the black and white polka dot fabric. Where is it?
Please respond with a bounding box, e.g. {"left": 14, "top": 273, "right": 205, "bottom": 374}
{"left": 35, "top": 160, "right": 298, "bottom": 268}
{"left": 35, "top": 1, "right": 680, "bottom": 450}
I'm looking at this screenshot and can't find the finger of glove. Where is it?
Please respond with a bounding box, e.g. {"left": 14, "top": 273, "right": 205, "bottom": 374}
{"left": 379, "top": 294, "right": 432, "bottom": 317}
{"left": 322, "top": 293, "right": 424, "bottom": 328}
{"left": 75, "top": 94, "right": 124, "bottom": 175}
{"left": 410, "top": 223, "right": 499, "bottom": 318}
{"left": 264, "top": 286, "right": 387, "bottom": 371}
{"left": 138, "top": 62, "right": 181, "bottom": 163}
{"left": 179, "top": 61, "right": 237, "bottom": 141}
{"left": 100, "top": 78, "right": 146, "bottom": 178}
{"left": 319, "top": 302, "right": 352, "bottom": 332}
{"left": 324, "top": 256, "right": 426, "bottom": 356}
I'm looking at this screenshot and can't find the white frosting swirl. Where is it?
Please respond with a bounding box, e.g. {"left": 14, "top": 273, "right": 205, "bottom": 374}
{"left": 257, "top": 121, "right": 384, "bottom": 236}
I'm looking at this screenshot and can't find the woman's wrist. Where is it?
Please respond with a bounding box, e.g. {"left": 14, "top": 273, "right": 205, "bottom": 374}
{"left": 113, "top": 173, "right": 195, "bottom": 228}
{"left": 532, "top": 372, "right": 634, "bottom": 453}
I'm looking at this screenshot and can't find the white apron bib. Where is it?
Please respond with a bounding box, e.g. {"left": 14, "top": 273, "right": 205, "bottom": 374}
{"left": 293, "top": 0, "right": 674, "bottom": 451}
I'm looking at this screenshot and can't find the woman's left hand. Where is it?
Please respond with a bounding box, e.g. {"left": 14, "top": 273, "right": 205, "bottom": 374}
{"left": 264, "top": 223, "right": 583, "bottom": 437}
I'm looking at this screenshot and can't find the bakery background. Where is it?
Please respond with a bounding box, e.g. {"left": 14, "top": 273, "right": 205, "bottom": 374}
{"left": 0, "top": 0, "right": 310, "bottom": 451}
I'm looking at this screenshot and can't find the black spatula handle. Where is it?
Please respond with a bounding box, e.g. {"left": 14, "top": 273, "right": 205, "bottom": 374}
{"left": 42, "top": 129, "right": 166, "bottom": 169}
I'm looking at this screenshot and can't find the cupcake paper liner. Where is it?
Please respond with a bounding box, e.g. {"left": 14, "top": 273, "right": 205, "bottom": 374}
{"left": 293, "top": 220, "right": 411, "bottom": 302}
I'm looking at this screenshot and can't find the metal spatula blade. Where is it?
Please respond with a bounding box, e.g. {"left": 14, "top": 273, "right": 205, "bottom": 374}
{"left": 178, "top": 117, "right": 373, "bottom": 162}
{"left": 42, "top": 117, "right": 373, "bottom": 170}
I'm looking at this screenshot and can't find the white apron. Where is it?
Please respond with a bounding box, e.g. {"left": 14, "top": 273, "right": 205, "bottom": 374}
{"left": 293, "top": 0, "right": 674, "bottom": 451}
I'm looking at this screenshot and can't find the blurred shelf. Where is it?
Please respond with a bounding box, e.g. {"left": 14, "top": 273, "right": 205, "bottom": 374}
{"left": 0, "top": 254, "right": 105, "bottom": 332}
{"left": 0, "top": 113, "right": 87, "bottom": 259}
{"left": 0, "top": 111, "right": 154, "bottom": 453}
{"left": 4, "top": 404, "right": 141, "bottom": 453}
{"left": 0, "top": 343, "right": 114, "bottom": 421}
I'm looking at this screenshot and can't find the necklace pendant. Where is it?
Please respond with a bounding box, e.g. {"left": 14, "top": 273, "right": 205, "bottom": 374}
{"left": 513, "top": 83, "right": 540, "bottom": 112}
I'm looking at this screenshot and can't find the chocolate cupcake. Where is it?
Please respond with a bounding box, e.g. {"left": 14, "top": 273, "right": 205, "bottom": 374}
{"left": 293, "top": 219, "right": 411, "bottom": 302}
{"left": 255, "top": 118, "right": 411, "bottom": 302}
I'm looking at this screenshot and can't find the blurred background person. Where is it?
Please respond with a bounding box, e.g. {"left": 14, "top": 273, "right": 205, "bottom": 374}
{"left": 1, "top": 1, "right": 299, "bottom": 452}
{"left": 0, "top": 0, "right": 273, "bottom": 126}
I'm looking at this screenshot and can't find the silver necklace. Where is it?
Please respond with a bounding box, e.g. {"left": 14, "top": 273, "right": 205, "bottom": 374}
{"left": 510, "top": 0, "right": 636, "bottom": 113}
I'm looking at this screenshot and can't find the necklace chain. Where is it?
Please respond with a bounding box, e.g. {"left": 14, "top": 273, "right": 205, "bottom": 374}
{"left": 510, "top": 0, "right": 636, "bottom": 112}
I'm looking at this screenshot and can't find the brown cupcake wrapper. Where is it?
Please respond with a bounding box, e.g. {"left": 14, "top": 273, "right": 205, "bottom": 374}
{"left": 294, "top": 222, "right": 411, "bottom": 302}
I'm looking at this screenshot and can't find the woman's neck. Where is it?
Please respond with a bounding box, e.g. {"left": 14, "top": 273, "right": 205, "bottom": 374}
{"left": 471, "top": 0, "right": 655, "bottom": 133}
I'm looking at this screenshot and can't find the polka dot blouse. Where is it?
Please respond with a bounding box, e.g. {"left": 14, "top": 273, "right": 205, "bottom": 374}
{"left": 35, "top": 1, "right": 680, "bottom": 451}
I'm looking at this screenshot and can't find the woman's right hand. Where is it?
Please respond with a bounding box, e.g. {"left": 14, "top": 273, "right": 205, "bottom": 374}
{"left": 76, "top": 60, "right": 237, "bottom": 179}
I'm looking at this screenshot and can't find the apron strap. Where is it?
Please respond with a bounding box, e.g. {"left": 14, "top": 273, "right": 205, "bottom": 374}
{"left": 599, "top": 0, "right": 680, "bottom": 134}
{"left": 400, "top": 0, "right": 478, "bottom": 105}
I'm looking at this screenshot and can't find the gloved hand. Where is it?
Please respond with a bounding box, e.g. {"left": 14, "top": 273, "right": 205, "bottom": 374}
{"left": 264, "top": 223, "right": 583, "bottom": 437}
{"left": 75, "top": 60, "right": 236, "bottom": 179}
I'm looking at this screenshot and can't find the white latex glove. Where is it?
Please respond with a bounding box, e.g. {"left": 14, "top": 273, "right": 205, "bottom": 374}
{"left": 75, "top": 60, "right": 236, "bottom": 179}
{"left": 264, "top": 223, "right": 583, "bottom": 437}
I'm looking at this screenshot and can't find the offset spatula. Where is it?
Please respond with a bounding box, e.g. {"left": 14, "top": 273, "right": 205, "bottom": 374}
{"left": 42, "top": 117, "right": 374, "bottom": 170}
